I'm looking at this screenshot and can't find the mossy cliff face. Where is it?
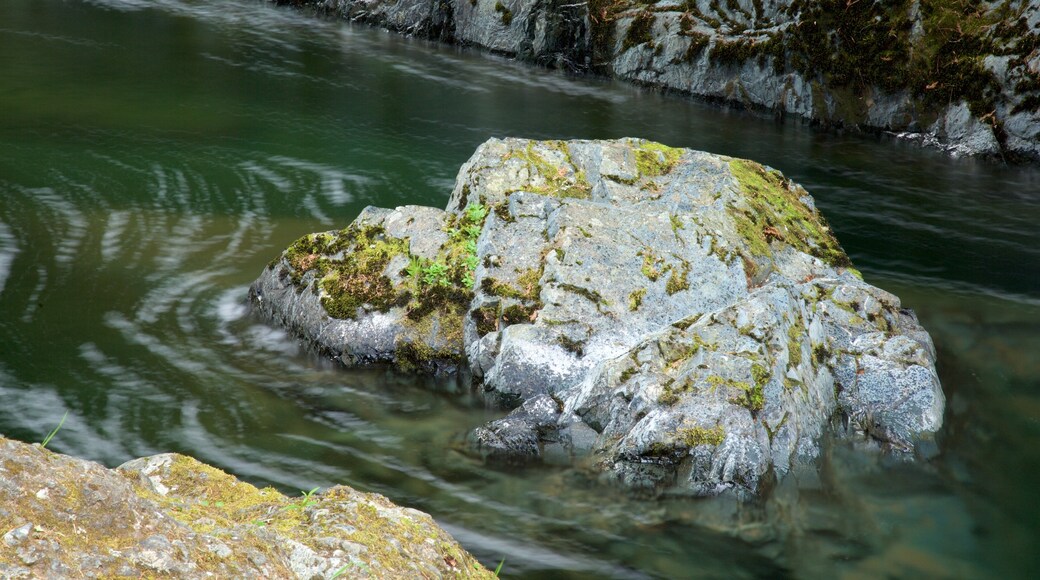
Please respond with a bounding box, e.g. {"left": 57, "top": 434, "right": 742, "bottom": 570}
{"left": 605, "top": 0, "right": 1040, "bottom": 161}
{"left": 252, "top": 138, "right": 945, "bottom": 498}
{"left": 279, "top": 0, "right": 1039, "bottom": 162}
{"left": 0, "top": 436, "right": 492, "bottom": 578}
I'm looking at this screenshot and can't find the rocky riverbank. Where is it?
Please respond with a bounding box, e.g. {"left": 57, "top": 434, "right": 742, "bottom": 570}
{"left": 0, "top": 436, "right": 491, "bottom": 578}
{"left": 276, "top": 0, "right": 1040, "bottom": 162}
{"left": 251, "top": 137, "right": 945, "bottom": 498}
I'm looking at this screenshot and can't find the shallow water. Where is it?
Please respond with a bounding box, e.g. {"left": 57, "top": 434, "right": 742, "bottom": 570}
{"left": 1, "top": 0, "right": 1039, "bottom": 577}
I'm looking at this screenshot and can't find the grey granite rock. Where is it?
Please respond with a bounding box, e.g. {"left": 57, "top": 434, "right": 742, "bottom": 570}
{"left": 252, "top": 137, "right": 946, "bottom": 497}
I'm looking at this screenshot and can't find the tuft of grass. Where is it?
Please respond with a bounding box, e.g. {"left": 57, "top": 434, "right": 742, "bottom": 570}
{"left": 41, "top": 411, "right": 68, "bottom": 449}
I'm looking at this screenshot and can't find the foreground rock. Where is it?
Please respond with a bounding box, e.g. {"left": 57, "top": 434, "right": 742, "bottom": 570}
{"left": 0, "top": 436, "right": 491, "bottom": 579}
{"left": 252, "top": 137, "right": 944, "bottom": 497}
{"left": 278, "top": 0, "right": 1040, "bottom": 162}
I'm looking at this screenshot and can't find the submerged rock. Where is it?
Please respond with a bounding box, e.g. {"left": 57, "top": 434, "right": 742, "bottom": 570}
{"left": 251, "top": 137, "right": 945, "bottom": 497}
{"left": 0, "top": 436, "right": 492, "bottom": 578}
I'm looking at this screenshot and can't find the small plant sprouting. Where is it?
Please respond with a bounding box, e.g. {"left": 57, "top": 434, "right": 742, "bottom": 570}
{"left": 464, "top": 202, "right": 488, "bottom": 224}
{"left": 285, "top": 487, "right": 320, "bottom": 511}
{"left": 421, "top": 262, "right": 450, "bottom": 287}
{"left": 329, "top": 561, "right": 362, "bottom": 579}
{"left": 494, "top": 558, "right": 505, "bottom": 577}
{"left": 41, "top": 411, "right": 68, "bottom": 449}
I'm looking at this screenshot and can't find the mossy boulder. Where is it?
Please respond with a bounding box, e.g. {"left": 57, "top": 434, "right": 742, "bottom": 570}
{"left": 0, "top": 436, "right": 492, "bottom": 578}
{"left": 252, "top": 137, "right": 944, "bottom": 498}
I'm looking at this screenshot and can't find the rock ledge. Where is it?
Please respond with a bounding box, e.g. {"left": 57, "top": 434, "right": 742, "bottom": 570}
{"left": 0, "top": 436, "right": 491, "bottom": 578}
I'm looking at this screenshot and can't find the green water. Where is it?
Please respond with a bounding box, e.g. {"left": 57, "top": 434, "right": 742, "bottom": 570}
{"left": 1, "top": 0, "right": 1039, "bottom": 577}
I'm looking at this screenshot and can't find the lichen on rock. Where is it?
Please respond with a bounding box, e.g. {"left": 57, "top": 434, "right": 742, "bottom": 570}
{"left": 251, "top": 137, "right": 945, "bottom": 499}
{"left": 0, "top": 436, "right": 492, "bottom": 578}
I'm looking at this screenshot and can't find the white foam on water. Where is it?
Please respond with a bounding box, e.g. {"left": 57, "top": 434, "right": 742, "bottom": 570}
{"left": 390, "top": 62, "right": 490, "bottom": 93}
{"left": 301, "top": 194, "right": 332, "bottom": 225}
{"left": 32, "top": 188, "right": 88, "bottom": 267}
{"left": 244, "top": 323, "right": 300, "bottom": 357}
{"left": 271, "top": 155, "right": 369, "bottom": 206}
{"left": 214, "top": 286, "right": 249, "bottom": 324}
{"left": 20, "top": 265, "right": 48, "bottom": 324}
{"left": 100, "top": 210, "right": 130, "bottom": 264}
{"left": 153, "top": 213, "right": 205, "bottom": 273}
{"left": 134, "top": 270, "right": 216, "bottom": 325}
{"left": 103, "top": 310, "right": 211, "bottom": 376}
{"left": 239, "top": 160, "right": 292, "bottom": 192}
{"left": 0, "top": 221, "right": 18, "bottom": 297}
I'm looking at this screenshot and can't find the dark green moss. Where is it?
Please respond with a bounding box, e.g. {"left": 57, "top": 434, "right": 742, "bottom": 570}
{"left": 622, "top": 11, "right": 656, "bottom": 52}
{"left": 665, "top": 260, "right": 690, "bottom": 295}
{"left": 494, "top": 1, "right": 513, "bottom": 26}
{"left": 679, "top": 31, "right": 710, "bottom": 63}
{"left": 502, "top": 303, "right": 540, "bottom": 326}
{"left": 472, "top": 305, "right": 498, "bottom": 336}
{"left": 314, "top": 226, "right": 408, "bottom": 319}
{"left": 405, "top": 285, "right": 470, "bottom": 322}
{"left": 619, "top": 365, "right": 639, "bottom": 383}
{"left": 395, "top": 339, "right": 461, "bottom": 374}
{"left": 557, "top": 335, "right": 586, "bottom": 357}
{"left": 558, "top": 283, "right": 604, "bottom": 304}
{"left": 671, "top": 314, "right": 702, "bottom": 330}
{"left": 812, "top": 343, "right": 831, "bottom": 368}
{"left": 657, "top": 377, "right": 685, "bottom": 405}
{"left": 481, "top": 268, "right": 541, "bottom": 302}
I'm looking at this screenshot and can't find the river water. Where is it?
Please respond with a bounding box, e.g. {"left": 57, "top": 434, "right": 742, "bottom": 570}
{"left": 1, "top": 0, "right": 1039, "bottom": 577}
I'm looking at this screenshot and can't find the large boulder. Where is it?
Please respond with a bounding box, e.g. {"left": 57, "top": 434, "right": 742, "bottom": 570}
{"left": 0, "top": 436, "right": 492, "bottom": 578}
{"left": 251, "top": 137, "right": 945, "bottom": 497}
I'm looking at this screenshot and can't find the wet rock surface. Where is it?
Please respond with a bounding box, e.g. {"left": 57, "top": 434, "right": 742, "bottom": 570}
{"left": 252, "top": 137, "right": 945, "bottom": 497}
{"left": 277, "top": 0, "right": 1040, "bottom": 162}
{"left": 0, "top": 436, "right": 491, "bottom": 578}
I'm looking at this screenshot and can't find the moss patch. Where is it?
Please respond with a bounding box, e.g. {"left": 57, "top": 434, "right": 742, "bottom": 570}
{"left": 312, "top": 225, "right": 410, "bottom": 319}
{"left": 494, "top": 1, "right": 513, "bottom": 26}
{"left": 677, "top": 425, "right": 725, "bottom": 447}
{"left": 628, "top": 288, "right": 647, "bottom": 311}
{"left": 640, "top": 249, "right": 667, "bottom": 281}
{"left": 623, "top": 11, "right": 656, "bottom": 52}
{"left": 635, "top": 142, "right": 683, "bottom": 177}
{"left": 728, "top": 159, "right": 851, "bottom": 269}
{"left": 787, "top": 318, "right": 805, "bottom": 368}
{"left": 503, "top": 141, "right": 592, "bottom": 199}
{"left": 665, "top": 259, "right": 690, "bottom": 295}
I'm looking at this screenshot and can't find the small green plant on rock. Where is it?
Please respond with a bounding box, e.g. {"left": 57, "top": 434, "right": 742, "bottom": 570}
{"left": 285, "top": 487, "right": 320, "bottom": 511}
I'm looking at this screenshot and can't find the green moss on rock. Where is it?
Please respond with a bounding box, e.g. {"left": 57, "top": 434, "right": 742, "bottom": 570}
{"left": 635, "top": 142, "right": 683, "bottom": 177}
{"left": 623, "top": 11, "right": 656, "bottom": 52}
{"left": 728, "top": 158, "right": 852, "bottom": 270}
{"left": 677, "top": 425, "right": 725, "bottom": 447}
{"left": 315, "top": 225, "right": 409, "bottom": 319}
{"left": 503, "top": 142, "right": 592, "bottom": 199}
